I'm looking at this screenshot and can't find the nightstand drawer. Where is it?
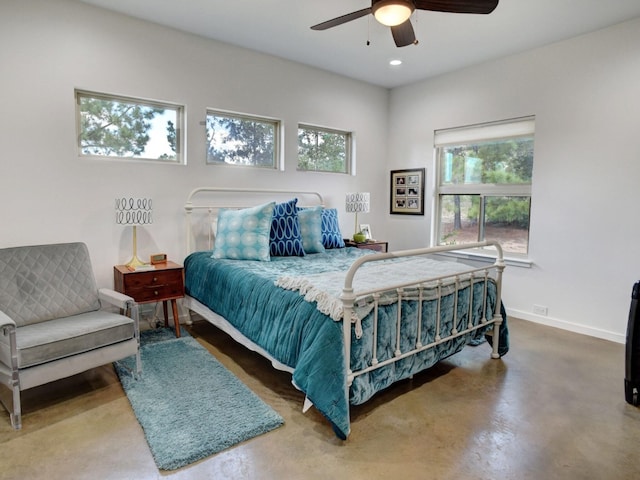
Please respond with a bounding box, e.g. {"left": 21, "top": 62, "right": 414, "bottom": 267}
{"left": 356, "top": 242, "right": 387, "bottom": 252}
{"left": 121, "top": 270, "right": 184, "bottom": 303}
{"left": 125, "top": 283, "right": 183, "bottom": 303}
{"left": 121, "top": 269, "right": 182, "bottom": 288}
{"left": 113, "top": 261, "right": 185, "bottom": 338}
{"left": 343, "top": 239, "right": 388, "bottom": 253}
{"left": 114, "top": 263, "right": 185, "bottom": 303}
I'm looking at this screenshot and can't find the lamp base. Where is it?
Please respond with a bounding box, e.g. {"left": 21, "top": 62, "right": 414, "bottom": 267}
{"left": 124, "top": 255, "right": 147, "bottom": 269}
{"left": 124, "top": 224, "right": 149, "bottom": 269}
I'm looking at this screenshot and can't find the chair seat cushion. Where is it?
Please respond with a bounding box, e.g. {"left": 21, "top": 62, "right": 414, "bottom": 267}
{"left": 0, "top": 311, "right": 135, "bottom": 369}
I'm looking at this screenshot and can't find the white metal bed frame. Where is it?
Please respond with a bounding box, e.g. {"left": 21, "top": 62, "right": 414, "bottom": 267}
{"left": 183, "top": 187, "right": 505, "bottom": 416}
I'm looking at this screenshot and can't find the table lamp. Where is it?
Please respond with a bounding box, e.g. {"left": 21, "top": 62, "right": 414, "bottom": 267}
{"left": 345, "top": 192, "right": 370, "bottom": 242}
{"left": 115, "top": 197, "right": 152, "bottom": 268}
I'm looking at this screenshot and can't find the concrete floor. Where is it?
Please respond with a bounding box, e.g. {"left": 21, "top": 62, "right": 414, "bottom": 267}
{"left": 1, "top": 317, "right": 640, "bottom": 480}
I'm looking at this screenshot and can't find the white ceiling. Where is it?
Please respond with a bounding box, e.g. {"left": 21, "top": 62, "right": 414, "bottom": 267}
{"left": 78, "top": 0, "right": 640, "bottom": 89}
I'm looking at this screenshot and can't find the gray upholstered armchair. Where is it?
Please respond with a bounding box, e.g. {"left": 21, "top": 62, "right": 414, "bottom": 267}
{"left": 0, "top": 242, "right": 141, "bottom": 429}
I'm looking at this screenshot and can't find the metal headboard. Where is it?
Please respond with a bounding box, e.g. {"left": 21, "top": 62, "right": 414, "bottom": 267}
{"left": 184, "top": 187, "right": 325, "bottom": 255}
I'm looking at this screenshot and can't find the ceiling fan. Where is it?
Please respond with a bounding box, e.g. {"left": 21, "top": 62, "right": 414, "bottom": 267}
{"left": 311, "top": 0, "right": 499, "bottom": 47}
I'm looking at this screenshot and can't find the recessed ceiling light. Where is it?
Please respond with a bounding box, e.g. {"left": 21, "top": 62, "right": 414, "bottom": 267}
{"left": 389, "top": 59, "right": 402, "bottom": 66}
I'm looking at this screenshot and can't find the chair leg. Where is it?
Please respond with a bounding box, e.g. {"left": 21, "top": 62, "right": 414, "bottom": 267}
{"left": 11, "top": 386, "right": 21, "bottom": 430}
{"left": 1, "top": 384, "right": 22, "bottom": 430}
{"left": 135, "top": 350, "right": 142, "bottom": 380}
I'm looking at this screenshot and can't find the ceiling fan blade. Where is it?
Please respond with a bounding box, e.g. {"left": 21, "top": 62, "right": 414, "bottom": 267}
{"left": 311, "top": 8, "right": 372, "bottom": 30}
{"left": 391, "top": 20, "right": 417, "bottom": 47}
{"left": 414, "top": 0, "right": 499, "bottom": 14}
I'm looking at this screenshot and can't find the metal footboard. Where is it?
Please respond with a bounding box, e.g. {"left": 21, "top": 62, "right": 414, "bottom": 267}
{"left": 340, "top": 241, "right": 505, "bottom": 387}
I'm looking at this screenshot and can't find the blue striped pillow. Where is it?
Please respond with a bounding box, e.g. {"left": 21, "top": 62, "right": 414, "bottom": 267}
{"left": 270, "top": 199, "right": 305, "bottom": 256}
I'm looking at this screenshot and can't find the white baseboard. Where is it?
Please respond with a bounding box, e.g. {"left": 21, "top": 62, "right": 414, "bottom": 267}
{"left": 507, "top": 308, "right": 625, "bottom": 344}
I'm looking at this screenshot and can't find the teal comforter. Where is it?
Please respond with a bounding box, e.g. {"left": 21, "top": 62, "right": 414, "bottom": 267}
{"left": 184, "top": 249, "right": 508, "bottom": 439}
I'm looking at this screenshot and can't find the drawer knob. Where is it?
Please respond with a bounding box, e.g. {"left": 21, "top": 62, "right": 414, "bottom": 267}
{"left": 154, "top": 291, "right": 159, "bottom": 296}
{"left": 153, "top": 277, "right": 158, "bottom": 282}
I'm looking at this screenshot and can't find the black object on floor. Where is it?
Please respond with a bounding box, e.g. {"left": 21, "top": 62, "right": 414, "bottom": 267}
{"left": 625, "top": 281, "right": 640, "bottom": 405}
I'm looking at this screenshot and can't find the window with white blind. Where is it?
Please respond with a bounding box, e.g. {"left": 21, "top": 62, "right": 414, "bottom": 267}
{"left": 433, "top": 116, "right": 535, "bottom": 257}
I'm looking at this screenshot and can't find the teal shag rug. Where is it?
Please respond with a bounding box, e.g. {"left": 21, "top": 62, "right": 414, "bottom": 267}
{"left": 114, "top": 328, "right": 284, "bottom": 471}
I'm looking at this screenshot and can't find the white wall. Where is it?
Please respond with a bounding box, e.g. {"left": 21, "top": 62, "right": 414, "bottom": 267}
{"left": 0, "top": 0, "right": 389, "bottom": 289}
{"left": 3, "top": 1, "right": 639, "bottom": 342}
{"left": 386, "top": 17, "right": 640, "bottom": 342}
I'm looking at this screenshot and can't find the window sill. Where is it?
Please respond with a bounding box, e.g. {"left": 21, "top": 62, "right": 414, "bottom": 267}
{"left": 436, "top": 249, "right": 533, "bottom": 268}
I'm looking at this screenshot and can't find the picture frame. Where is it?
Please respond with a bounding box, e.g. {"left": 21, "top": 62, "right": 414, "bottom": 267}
{"left": 359, "top": 224, "right": 372, "bottom": 240}
{"left": 390, "top": 168, "right": 425, "bottom": 215}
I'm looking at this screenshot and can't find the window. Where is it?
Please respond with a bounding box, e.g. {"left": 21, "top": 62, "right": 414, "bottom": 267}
{"left": 434, "top": 117, "right": 535, "bottom": 256}
{"left": 298, "top": 124, "right": 351, "bottom": 173}
{"left": 206, "top": 110, "right": 279, "bottom": 168}
{"left": 76, "top": 90, "right": 183, "bottom": 163}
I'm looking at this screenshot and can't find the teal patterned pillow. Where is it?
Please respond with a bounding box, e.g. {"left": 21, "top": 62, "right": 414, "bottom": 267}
{"left": 270, "top": 199, "right": 305, "bottom": 256}
{"left": 212, "top": 202, "right": 276, "bottom": 261}
{"left": 297, "top": 206, "right": 325, "bottom": 254}
{"left": 321, "top": 208, "right": 345, "bottom": 249}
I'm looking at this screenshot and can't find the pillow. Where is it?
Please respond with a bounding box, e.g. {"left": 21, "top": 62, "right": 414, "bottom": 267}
{"left": 210, "top": 219, "right": 218, "bottom": 246}
{"left": 212, "top": 202, "right": 275, "bottom": 261}
{"left": 321, "top": 208, "right": 345, "bottom": 249}
{"left": 297, "top": 206, "right": 325, "bottom": 254}
{"left": 270, "top": 199, "right": 305, "bottom": 257}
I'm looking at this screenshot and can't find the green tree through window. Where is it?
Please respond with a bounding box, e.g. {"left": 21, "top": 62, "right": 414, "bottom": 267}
{"left": 298, "top": 125, "right": 350, "bottom": 173}
{"left": 206, "top": 111, "right": 278, "bottom": 168}
{"left": 76, "top": 90, "right": 182, "bottom": 162}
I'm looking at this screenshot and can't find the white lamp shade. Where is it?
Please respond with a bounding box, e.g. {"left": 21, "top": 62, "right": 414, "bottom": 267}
{"left": 115, "top": 197, "right": 153, "bottom": 225}
{"left": 345, "top": 192, "right": 370, "bottom": 213}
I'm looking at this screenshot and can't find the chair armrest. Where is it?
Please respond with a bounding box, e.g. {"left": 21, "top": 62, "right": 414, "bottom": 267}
{"left": 0, "top": 310, "right": 16, "bottom": 333}
{"left": 98, "top": 289, "right": 140, "bottom": 330}
{"left": 98, "top": 288, "right": 135, "bottom": 310}
{"left": 0, "top": 311, "right": 18, "bottom": 371}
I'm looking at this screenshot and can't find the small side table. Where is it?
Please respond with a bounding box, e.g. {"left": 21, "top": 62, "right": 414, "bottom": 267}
{"left": 113, "top": 261, "right": 185, "bottom": 337}
{"left": 344, "top": 239, "right": 389, "bottom": 253}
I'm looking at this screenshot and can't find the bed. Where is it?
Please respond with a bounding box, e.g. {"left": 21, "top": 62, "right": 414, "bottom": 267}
{"left": 183, "top": 187, "right": 508, "bottom": 439}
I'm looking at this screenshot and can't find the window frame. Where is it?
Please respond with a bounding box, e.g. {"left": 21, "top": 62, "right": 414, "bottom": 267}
{"left": 432, "top": 116, "right": 535, "bottom": 259}
{"left": 297, "top": 123, "right": 352, "bottom": 174}
{"left": 205, "top": 109, "right": 281, "bottom": 170}
{"left": 75, "top": 89, "right": 185, "bottom": 164}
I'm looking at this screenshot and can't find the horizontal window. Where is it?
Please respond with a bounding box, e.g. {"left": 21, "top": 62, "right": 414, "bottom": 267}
{"left": 76, "top": 90, "right": 183, "bottom": 163}
{"left": 298, "top": 124, "right": 351, "bottom": 173}
{"left": 206, "top": 110, "right": 279, "bottom": 168}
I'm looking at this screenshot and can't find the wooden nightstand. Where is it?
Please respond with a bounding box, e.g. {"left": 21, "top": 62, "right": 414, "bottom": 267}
{"left": 114, "top": 261, "right": 185, "bottom": 337}
{"left": 344, "top": 239, "right": 389, "bottom": 253}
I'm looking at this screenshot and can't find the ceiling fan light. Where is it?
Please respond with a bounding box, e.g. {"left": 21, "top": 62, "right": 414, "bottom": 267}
{"left": 373, "top": 1, "right": 415, "bottom": 27}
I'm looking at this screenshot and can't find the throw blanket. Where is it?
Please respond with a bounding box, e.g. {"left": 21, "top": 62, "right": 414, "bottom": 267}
{"left": 275, "top": 256, "right": 487, "bottom": 333}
